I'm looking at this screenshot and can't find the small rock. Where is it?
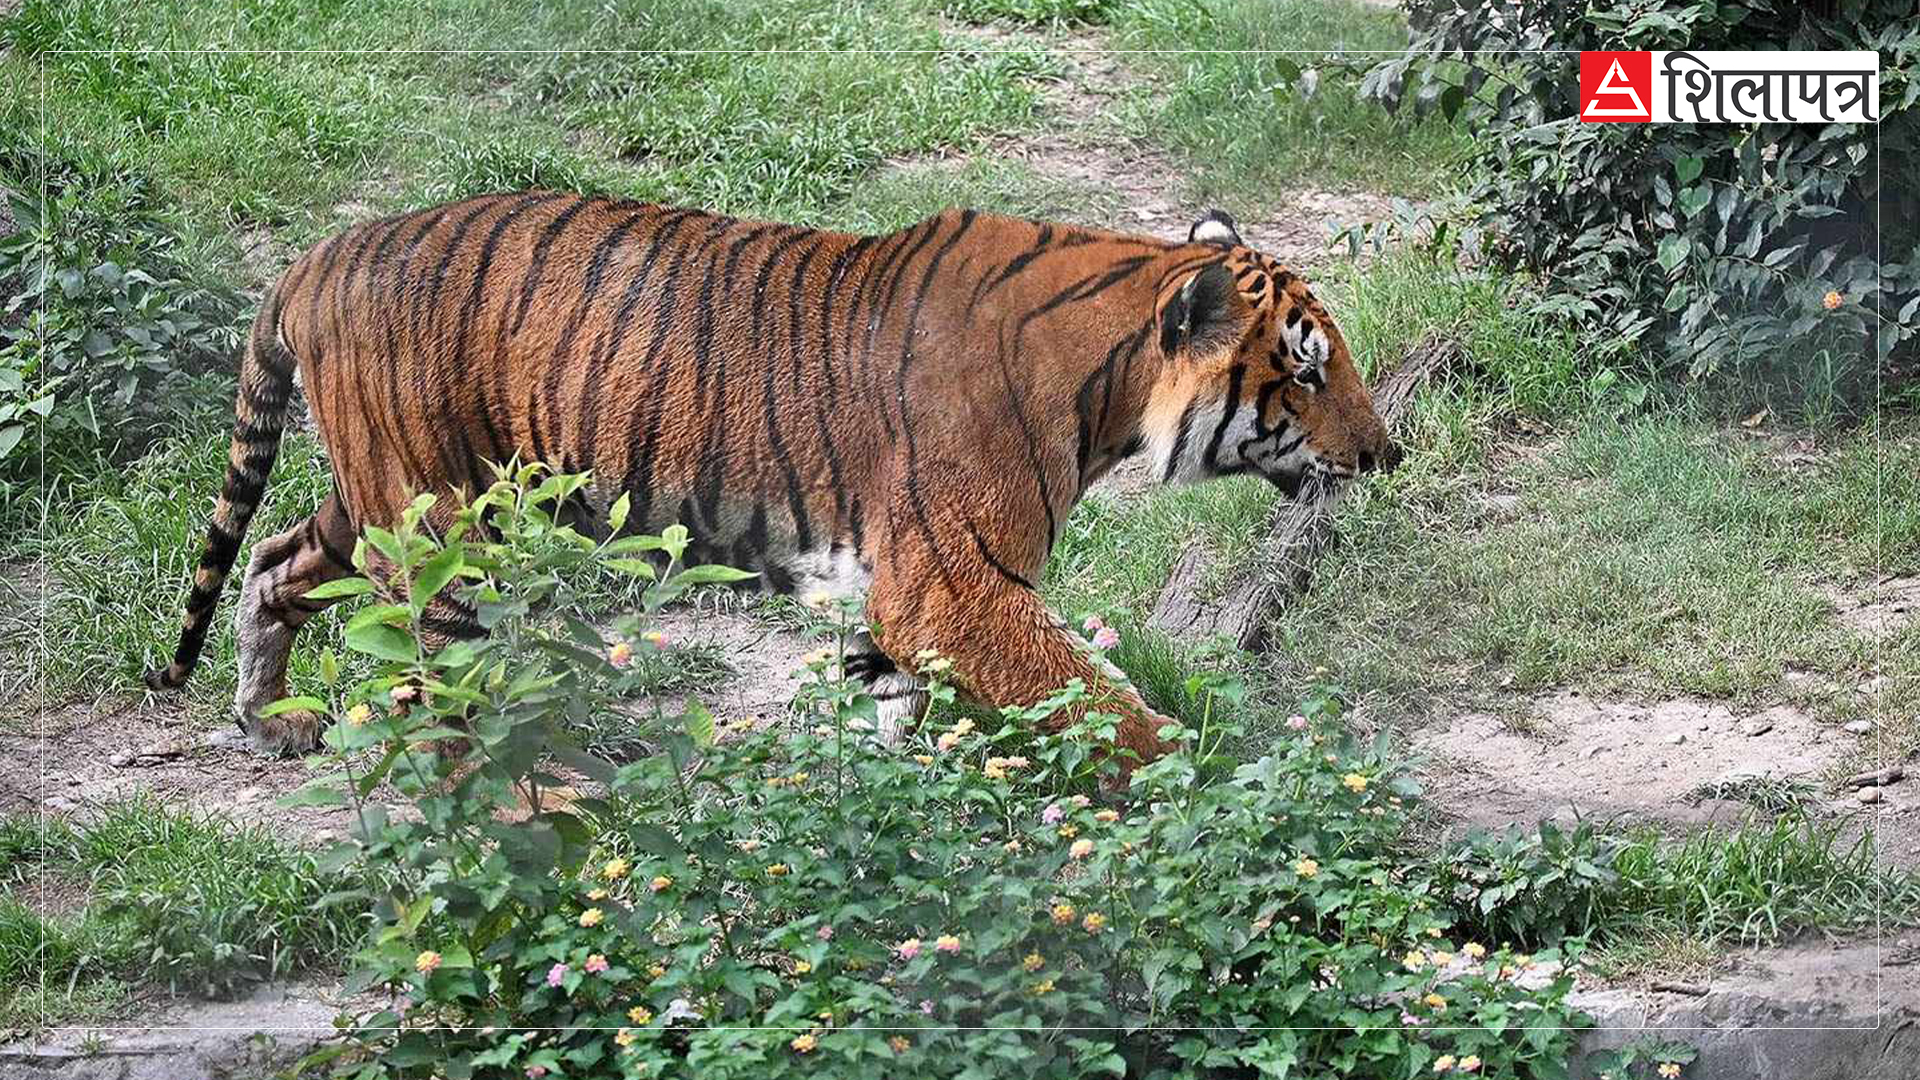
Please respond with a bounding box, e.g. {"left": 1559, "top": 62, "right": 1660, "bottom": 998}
{"left": 1665, "top": 732, "right": 1688, "bottom": 745}
{"left": 1697, "top": 721, "right": 1711, "bottom": 732}
{"left": 1740, "top": 718, "right": 1775, "bottom": 737}
{"left": 1584, "top": 745, "right": 1604, "bottom": 759}
{"left": 1857, "top": 787, "right": 1884, "bottom": 805}
{"left": 1843, "top": 720, "right": 1875, "bottom": 735}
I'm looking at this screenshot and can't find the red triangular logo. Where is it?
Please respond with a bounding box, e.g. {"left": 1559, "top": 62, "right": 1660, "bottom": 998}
{"left": 1582, "top": 56, "right": 1650, "bottom": 119}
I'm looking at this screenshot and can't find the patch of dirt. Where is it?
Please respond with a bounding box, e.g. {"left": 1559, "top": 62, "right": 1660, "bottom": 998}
{"left": 3, "top": 700, "right": 369, "bottom": 841}
{"left": 235, "top": 224, "right": 299, "bottom": 288}
{"left": 920, "top": 24, "right": 1407, "bottom": 270}
{"left": 0, "top": 981, "right": 369, "bottom": 1077}
{"left": 646, "top": 605, "right": 818, "bottom": 729}
{"left": 3, "top": 866, "right": 92, "bottom": 921}
{"left": 0, "top": 603, "right": 821, "bottom": 841}
{"left": 1412, "top": 691, "right": 1848, "bottom": 833}
{"left": 1826, "top": 575, "right": 1920, "bottom": 637}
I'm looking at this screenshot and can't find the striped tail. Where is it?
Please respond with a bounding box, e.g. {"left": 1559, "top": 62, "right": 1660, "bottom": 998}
{"left": 144, "top": 300, "right": 297, "bottom": 691}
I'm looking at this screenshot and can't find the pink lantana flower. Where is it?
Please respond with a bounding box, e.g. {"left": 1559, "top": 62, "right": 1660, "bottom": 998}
{"left": 546, "top": 963, "right": 569, "bottom": 987}
{"left": 1091, "top": 626, "right": 1120, "bottom": 650}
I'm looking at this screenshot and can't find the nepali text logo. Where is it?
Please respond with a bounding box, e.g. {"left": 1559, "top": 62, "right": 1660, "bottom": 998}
{"left": 1580, "top": 51, "right": 1879, "bottom": 124}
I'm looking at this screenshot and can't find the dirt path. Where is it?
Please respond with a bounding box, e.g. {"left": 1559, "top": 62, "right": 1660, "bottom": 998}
{"left": 916, "top": 23, "right": 1404, "bottom": 269}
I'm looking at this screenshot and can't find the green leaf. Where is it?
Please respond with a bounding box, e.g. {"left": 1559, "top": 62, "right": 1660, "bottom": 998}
{"left": 607, "top": 492, "right": 631, "bottom": 535}
{"left": 684, "top": 699, "right": 716, "bottom": 748}
{"left": 346, "top": 604, "right": 412, "bottom": 633}
{"left": 259, "top": 695, "right": 328, "bottom": 717}
{"left": 604, "top": 557, "right": 659, "bottom": 580}
{"left": 1656, "top": 235, "right": 1688, "bottom": 273}
{"left": 1678, "top": 185, "right": 1711, "bottom": 219}
{"left": 410, "top": 545, "right": 464, "bottom": 613}
{"left": 1675, "top": 155, "right": 1704, "bottom": 185}
{"left": 346, "top": 621, "right": 418, "bottom": 662}
{"left": 304, "top": 577, "right": 375, "bottom": 601}
{"left": 674, "top": 564, "right": 760, "bottom": 586}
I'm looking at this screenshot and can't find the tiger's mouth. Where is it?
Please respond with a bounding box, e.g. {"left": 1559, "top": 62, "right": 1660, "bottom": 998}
{"left": 1264, "top": 461, "right": 1346, "bottom": 505}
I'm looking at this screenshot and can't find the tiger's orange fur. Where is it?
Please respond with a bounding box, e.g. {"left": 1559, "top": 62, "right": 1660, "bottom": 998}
{"left": 148, "top": 194, "right": 1397, "bottom": 768}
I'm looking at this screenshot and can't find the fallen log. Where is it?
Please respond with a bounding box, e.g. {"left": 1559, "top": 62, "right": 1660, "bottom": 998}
{"left": 1147, "top": 333, "right": 1462, "bottom": 650}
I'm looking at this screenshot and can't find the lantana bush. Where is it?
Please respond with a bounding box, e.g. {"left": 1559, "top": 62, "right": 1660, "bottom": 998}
{"left": 290, "top": 466, "right": 1590, "bottom": 1080}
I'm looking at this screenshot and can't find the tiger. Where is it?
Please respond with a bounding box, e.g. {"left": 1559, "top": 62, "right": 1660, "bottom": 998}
{"left": 146, "top": 193, "right": 1399, "bottom": 771}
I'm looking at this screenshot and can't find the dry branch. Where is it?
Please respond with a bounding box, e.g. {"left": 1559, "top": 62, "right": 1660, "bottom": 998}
{"left": 1147, "top": 333, "right": 1462, "bottom": 651}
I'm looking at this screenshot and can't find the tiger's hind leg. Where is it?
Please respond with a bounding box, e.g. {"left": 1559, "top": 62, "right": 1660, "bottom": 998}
{"left": 842, "top": 629, "right": 927, "bottom": 743}
{"left": 232, "top": 491, "right": 357, "bottom": 755}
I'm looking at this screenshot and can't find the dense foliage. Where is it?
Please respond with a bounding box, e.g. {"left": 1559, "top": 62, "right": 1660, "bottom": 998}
{"left": 1363, "top": 0, "right": 1917, "bottom": 396}
{"left": 289, "top": 468, "right": 1591, "bottom": 1080}
{"left": 0, "top": 137, "right": 245, "bottom": 482}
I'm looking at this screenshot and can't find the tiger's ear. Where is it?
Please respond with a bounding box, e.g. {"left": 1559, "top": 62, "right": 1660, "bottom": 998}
{"left": 1160, "top": 262, "right": 1249, "bottom": 358}
{"left": 1188, "top": 209, "right": 1242, "bottom": 247}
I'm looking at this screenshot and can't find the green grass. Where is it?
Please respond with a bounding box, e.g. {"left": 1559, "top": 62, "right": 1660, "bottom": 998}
{"left": 1605, "top": 812, "right": 1918, "bottom": 942}
{"left": 32, "top": 424, "right": 339, "bottom": 716}
{"left": 4, "top": 0, "right": 1053, "bottom": 282}
{"left": 941, "top": 0, "right": 1121, "bottom": 24}
{"left": 0, "top": 796, "right": 365, "bottom": 1020}
{"left": 1111, "top": 0, "right": 1472, "bottom": 201}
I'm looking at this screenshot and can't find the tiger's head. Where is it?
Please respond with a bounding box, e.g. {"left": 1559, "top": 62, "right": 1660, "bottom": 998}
{"left": 1143, "top": 210, "right": 1400, "bottom": 499}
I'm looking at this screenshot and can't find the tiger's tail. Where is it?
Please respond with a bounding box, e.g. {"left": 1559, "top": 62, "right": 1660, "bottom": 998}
{"left": 145, "top": 298, "right": 297, "bottom": 691}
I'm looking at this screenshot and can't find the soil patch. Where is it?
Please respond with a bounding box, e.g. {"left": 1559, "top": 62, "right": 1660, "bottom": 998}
{"left": 646, "top": 606, "right": 816, "bottom": 730}
{"left": 4, "top": 700, "right": 365, "bottom": 841}
{"left": 1412, "top": 691, "right": 1846, "bottom": 833}
{"left": 1827, "top": 575, "right": 1920, "bottom": 637}
{"left": 0, "top": 980, "right": 368, "bottom": 1079}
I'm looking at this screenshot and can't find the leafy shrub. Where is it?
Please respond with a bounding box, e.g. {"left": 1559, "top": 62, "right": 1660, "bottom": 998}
{"left": 1362, "top": 0, "right": 1918, "bottom": 395}
{"left": 1430, "top": 821, "right": 1622, "bottom": 949}
{"left": 0, "top": 149, "right": 245, "bottom": 481}
{"left": 292, "top": 466, "right": 1592, "bottom": 1080}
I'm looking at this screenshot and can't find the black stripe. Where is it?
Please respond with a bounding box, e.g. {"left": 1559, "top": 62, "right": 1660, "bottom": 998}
{"left": 1202, "top": 364, "right": 1246, "bottom": 472}
{"left": 797, "top": 237, "right": 850, "bottom": 539}
{"left": 968, "top": 525, "right": 1035, "bottom": 591}
{"left": 1164, "top": 399, "right": 1198, "bottom": 482}
{"left": 967, "top": 222, "right": 1053, "bottom": 310}
{"left": 622, "top": 217, "right": 735, "bottom": 531}
{"left": 694, "top": 225, "right": 780, "bottom": 527}
{"left": 577, "top": 209, "right": 704, "bottom": 466}
{"left": 510, "top": 196, "right": 598, "bottom": 334}
{"left": 751, "top": 229, "right": 823, "bottom": 553}
{"left": 407, "top": 198, "right": 504, "bottom": 490}
{"left": 529, "top": 209, "right": 652, "bottom": 470}
{"left": 892, "top": 212, "right": 976, "bottom": 592}
{"left": 378, "top": 208, "right": 455, "bottom": 489}
{"left": 449, "top": 194, "right": 569, "bottom": 469}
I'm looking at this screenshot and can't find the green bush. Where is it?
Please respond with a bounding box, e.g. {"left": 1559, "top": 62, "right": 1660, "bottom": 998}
{"left": 1361, "top": 0, "right": 1918, "bottom": 395}
{"left": 0, "top": 155, "right": 245, "bottom": 482}
{"left": 291, "top": 466, "right": 1591, "bottom": 1080}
